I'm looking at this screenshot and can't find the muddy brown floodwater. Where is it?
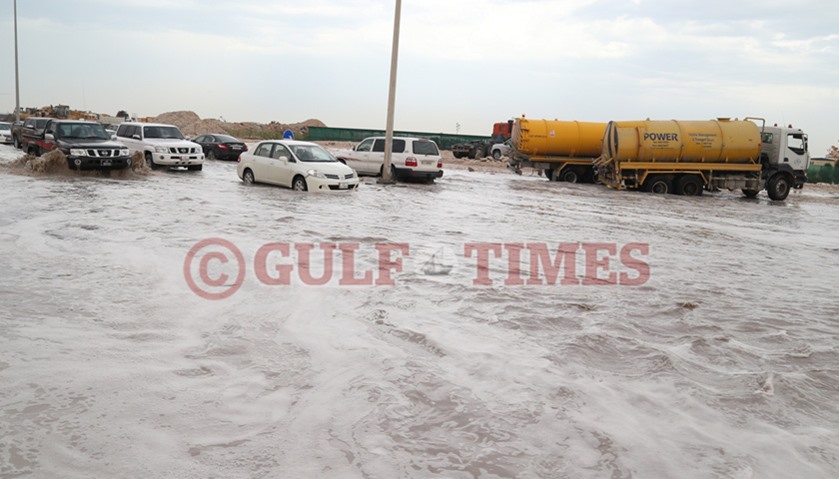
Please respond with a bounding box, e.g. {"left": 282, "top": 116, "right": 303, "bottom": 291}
{"left": 1, "top": 143, "right": 838, "bottom": 478}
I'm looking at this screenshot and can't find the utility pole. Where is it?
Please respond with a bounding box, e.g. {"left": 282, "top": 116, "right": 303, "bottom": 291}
{"left": 14, "top": 0, "right": 21, "bottom": 122}
{"left": 379, "top": 0, "right": 401, "bottom": 184}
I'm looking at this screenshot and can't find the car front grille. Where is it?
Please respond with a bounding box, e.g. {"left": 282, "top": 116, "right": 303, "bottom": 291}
{"left": 168, "top": 147, "right": 199, "bottom": 154}
{"left": 85, "top": 149, "right": 123, "bottom": 157}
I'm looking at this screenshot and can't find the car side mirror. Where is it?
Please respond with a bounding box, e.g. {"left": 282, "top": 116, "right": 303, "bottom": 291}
{"left": 132, "top": 134, "right": 141, "bottom": 140}
{"left": 111, "top": 134, "right": 117, "bottom": 140}
{"left": 45, "top": 133, "right": 55, "bottom": 141}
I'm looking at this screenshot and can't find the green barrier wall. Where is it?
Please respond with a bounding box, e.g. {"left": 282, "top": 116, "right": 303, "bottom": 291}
{"left": 306, "top": 126, "right": 489, "bottom": 150}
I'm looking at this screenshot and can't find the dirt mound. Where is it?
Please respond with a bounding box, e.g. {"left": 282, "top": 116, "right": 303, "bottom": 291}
{"left": 150, "top": 111, "right": 326, "bottom": 140}
{"left": 153, "top": 111, "right": 201, "bottom": 128}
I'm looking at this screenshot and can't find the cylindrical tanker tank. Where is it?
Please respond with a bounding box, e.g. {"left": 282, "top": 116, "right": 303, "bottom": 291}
{"left": 602, "top": 119, "right": 761, "bottom": 163}
{"left": 512, "top": 118, "right": 607, "bottom": 158}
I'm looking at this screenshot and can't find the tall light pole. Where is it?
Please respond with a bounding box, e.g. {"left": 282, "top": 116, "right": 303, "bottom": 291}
{"left": 379, "top": 0, "right": 401, "bottom": 184}
{"left": 14, "top": 0, "right": 21, "bottom": 122}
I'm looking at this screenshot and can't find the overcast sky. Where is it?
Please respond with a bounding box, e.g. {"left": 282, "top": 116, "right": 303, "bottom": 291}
{"left": 1, "top": 0, "right": 837, "bottom": 154}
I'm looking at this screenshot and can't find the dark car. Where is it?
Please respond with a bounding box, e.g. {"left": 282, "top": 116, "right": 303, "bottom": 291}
{"left": 193, "top": 134, "right": 248, "bottom": 160}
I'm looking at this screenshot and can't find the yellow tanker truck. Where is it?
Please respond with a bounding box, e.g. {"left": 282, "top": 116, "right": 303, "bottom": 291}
{"left": 507, "top": 117, "right": 607, "bottom": 183}
{"left": 595, "top": 118, "right": 810, "bottom": 201}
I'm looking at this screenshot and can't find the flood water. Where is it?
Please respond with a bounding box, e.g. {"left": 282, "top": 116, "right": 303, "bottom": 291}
{"left": 1, "top": 144, "right": 838, "bottom": 478}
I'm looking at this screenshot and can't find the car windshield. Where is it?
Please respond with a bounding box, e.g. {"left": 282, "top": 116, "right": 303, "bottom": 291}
{"left": 0, "top": 124, "right": 10, "bottom": 131}
{"left": 57, "top": 123, "right": 110, "bottom": 140}
{"left": 144, "top": 126, "right": 185, "bottom": 139}
{"left": 290, "top": 144, "right": 336, "bottom": 163}
{"left": 215, "top": 135, "right": 238, "bottom": 143}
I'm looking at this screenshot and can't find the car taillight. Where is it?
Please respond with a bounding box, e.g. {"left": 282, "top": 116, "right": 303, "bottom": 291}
{"left": 406, "top": 157, "right": 418, "bottom": 167}
{"left": 243, "top": 145, "right": 248, "bottom": 151}
{"left": 219, "top": 144, "right": 230, "bottom": 149}
{"left": 437, "top": 161, "right": 443, "bottom": 168}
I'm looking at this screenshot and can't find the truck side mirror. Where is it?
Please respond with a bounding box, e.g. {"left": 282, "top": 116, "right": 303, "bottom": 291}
{"left": 45, "top": 133, "right": 55, "bottom": 141}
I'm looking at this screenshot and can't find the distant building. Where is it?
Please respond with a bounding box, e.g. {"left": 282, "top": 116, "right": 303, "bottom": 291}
{"left": 811, "top": 157, "right": 837, "bottom": 167}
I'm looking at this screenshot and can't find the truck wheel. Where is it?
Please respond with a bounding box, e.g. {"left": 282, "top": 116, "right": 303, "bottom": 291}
{"left": 742, "top": 189, "right": 759, "bottom": 198}
{"left": 643, "top": 175, "right": 671, "bottom": 194}
{"left": 492, "top": 150, "right": 501, "bottom": 160}
{"left": 675, "top": 175, "right": 703, "bottom": 196}
{"left": 766, "top": 174, "right": 791, "bottom": 201}
{"left": 561, "top": 168, "right": 579, "bottom": 183}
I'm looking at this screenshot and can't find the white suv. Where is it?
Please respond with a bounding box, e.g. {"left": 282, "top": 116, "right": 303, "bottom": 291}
{"left": 115, "top": 122, "right": 204, "bottom": 171}
{"left": 333, "top": 136, "right": 443, "bottom": 182}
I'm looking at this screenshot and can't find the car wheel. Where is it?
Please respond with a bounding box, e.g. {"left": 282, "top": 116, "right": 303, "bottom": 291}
{"left": 145, "top": 152, "right": 158, "bottom": 170}
{"left": 207, "top": 150, "right": 216, "bottom": 161}
{"left": 492, "top": 150, "right": 501, "bottom": 160}
{"left": 242, "top": 169, "right": 255, "bottom": 185}
{"left": 292, "top": 175, "right": 308, "bottom": 191}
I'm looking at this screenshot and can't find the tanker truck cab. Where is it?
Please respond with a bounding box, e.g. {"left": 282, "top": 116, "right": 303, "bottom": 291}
{"left": 756, "top": 125, "right": 809, "bottom": 199}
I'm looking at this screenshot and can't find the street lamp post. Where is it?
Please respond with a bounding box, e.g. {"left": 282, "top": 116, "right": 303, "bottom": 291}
{"left": 14, "top": 0, "right": 21, "bottom": 123}
{"left": 379, "top": 0, "right": 401, "bottom": 184}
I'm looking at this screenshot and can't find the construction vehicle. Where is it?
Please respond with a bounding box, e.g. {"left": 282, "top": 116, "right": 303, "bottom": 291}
{"left": 507, "top": 117, "right": 607, "bottom": 182}
{"left": 594, "top": 117, "right": 809, "bottom": 201}
{"left": 451, "top": 121, "right": 514, "bottom": 159}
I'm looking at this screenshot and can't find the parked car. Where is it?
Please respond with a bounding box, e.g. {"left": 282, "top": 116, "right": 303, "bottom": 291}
{"left": 115, "top": 122, "right": 204, "bottom": 171}
{"left": 0, "top": 122, "right": 12, "bottom": 144}
{"left": 237, "top": 140, "right": 359, "bottom": 192}
{"left": 332, "top": 136, "right": 443, "bottom": 182}
{"left": 490, "top": 140, "right": 513, "bottom": 160}
{"left": 193, "top": 134, "right": 248, "bottom": 160}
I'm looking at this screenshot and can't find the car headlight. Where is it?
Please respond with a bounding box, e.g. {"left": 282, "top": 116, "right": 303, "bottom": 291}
{"left": 307, "top": 169, "right": 326, "bottom": 179}
{"left": 119, "top": 149, "right": 130, "bottom": 157}
{"left": 69, "top": 149, "right": 87, "bottom": 157}
{"left": 154, "top": 146, "right": 168, "bottom": 153}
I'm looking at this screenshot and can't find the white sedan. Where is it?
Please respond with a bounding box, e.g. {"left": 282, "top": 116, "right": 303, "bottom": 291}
{"left": 237, "top": 140, "right": 359, "bottom": 191}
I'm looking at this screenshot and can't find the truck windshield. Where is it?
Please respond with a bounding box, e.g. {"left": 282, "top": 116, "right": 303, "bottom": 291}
{"left": 57, "top": 123, "right": 110, "bottom": 140}
{"left": 144, "top": 126, "right": 185, "bottom": 139}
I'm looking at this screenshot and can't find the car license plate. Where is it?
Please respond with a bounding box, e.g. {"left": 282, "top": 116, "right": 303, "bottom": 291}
{"left": 422, "top": 160, "right": 433, "bottom": 165}
{"left": 232, "top": 145, "right": 242, "bottom": 150}
{"left": 102, "top": 160, "right": 112, "bottom": 166}
{"left": 338, "top": 182, "right": 348, "bottom": 189}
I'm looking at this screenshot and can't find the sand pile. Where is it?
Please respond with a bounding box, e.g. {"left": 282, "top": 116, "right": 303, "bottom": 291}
{"left": 150, "top": 111, "right": 326, "bottom": 139}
